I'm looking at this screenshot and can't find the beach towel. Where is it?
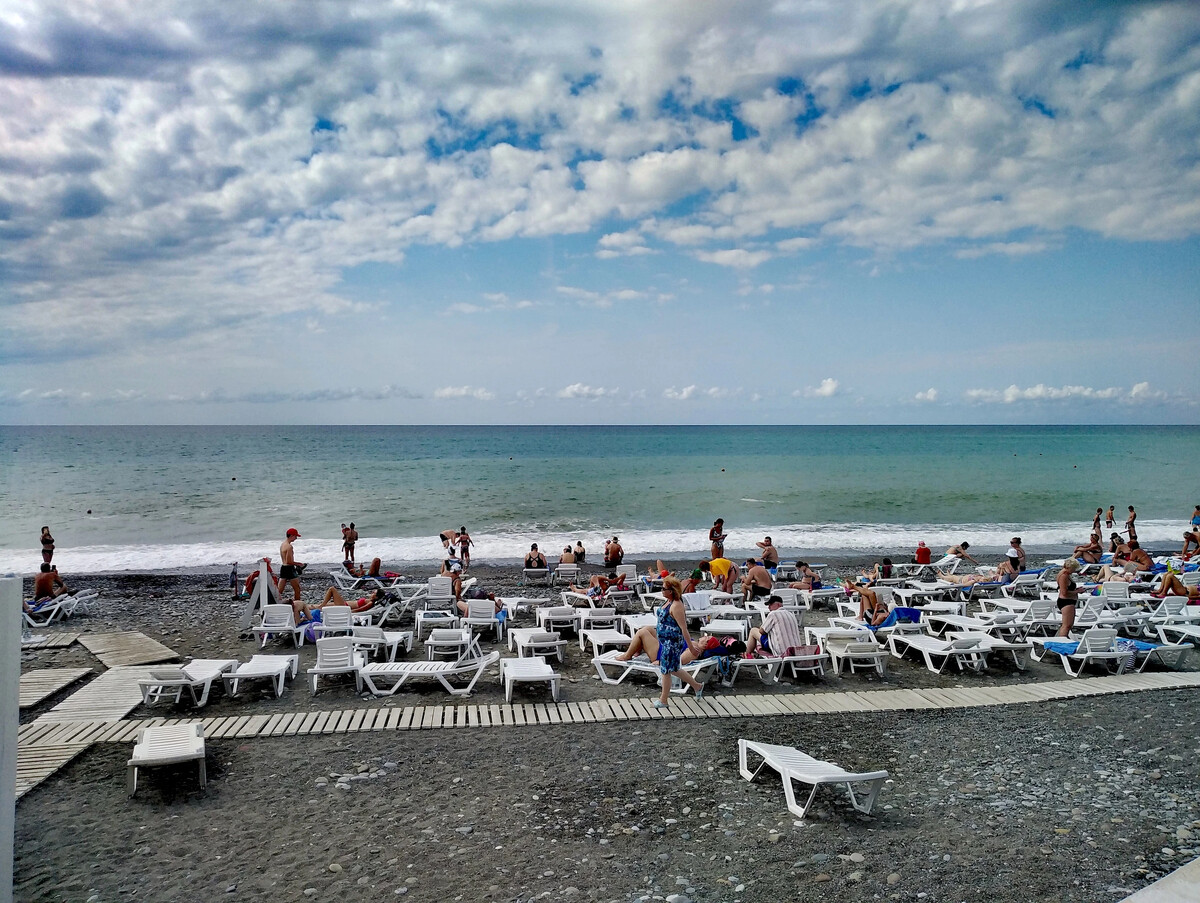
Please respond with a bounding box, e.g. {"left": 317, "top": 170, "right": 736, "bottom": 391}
{"left": 1041, "top": 641, "right": 1079, "bottom": 656}
{"left": 872, "top": 607, "right": 921, "bottom": 631}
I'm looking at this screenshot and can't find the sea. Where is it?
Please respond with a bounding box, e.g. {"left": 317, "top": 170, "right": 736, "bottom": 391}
{"left": 2, "top": 425, "right": 1197, "bottom": 574}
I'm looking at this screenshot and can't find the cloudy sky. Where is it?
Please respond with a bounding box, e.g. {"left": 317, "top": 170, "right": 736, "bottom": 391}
{"left": 1, "top": 0, "right": 1198, "bottom": 425}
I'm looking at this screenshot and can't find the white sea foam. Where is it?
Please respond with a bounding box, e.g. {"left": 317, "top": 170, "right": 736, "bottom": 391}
{"left": 0, "top": 520, "right": 1186, "bottom": 574}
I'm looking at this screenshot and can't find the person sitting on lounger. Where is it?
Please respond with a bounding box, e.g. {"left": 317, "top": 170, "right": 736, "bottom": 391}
{"left": 559, "top": 546, "right": 575, "bottom": 564}
{"left": 1181, "top": 530, "right": 1200, "bottom": 559}
{"left": 1108, "top": 533, "right": 1128, "bottom": 555}
{"left": 574, "top": 540, "right": 587, "bottom": 564}
{"left": 755, "top": 536, "right": 779, "bottom": 569}
{"left": 32, "top": 563, "right": 70, "bottom": 603}
{"left": 681, "top": 568, "right": 703, "bottom": 595}
{"left": 1114, "top": 540, "right": 1152, "bottom": 573}
{"left": 852, "top": 584, "right": 891, "bottom": 627}
{"left": 860, "top": 558, "right": 893, "bottom": 582}
{"left": 524, "top": 544, "right": 547, "bottom": 570}
{"left": 1151, "top": 574, "right": 1200, "bottom": 601}
{"left": 456, "top": 587, "right": 504, "bottom": 616}
{"left": 1072, "top": 533, "right": 1103, "bottom": 564}
{"left": 441, "top": 552, "right": 464, "bottom": 599}
{"left": 741, "top": 559, "right": 773, "bottom": 602}
{"left": 745, "top": 594, "right": 804, "bottom": 657}
{"left": 788, "top": 562, "right": 822, "bottom": 591}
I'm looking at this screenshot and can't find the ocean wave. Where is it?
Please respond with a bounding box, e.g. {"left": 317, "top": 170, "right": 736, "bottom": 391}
{"left": 0, "top": 520, "right": 1187, "bottom": 574}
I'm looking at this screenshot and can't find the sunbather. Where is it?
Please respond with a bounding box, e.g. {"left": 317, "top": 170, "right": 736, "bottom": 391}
{"left": 1072, "top": 533, "right": 1103, "bottom": 564}
{"left": 681, "top": 568, "right": 703, "bottom": 595}
{"left": 741, "top": 559, "right": 773, "bottom": 602}
{"left": 1181, "top": 530, "right": 1200, "bottom": 559}
{"left": 1101, "top": 540, "right": 1153, "bottom": 579}
{"left": 32, "top": 563, "right": 70, "bottom": 602}
{"left": 934, "top": 557, "right": 1016, "bottom": 585}
{"left": 859, "top": 558, "right": 893, "bottom": 582}
{"left": 745, "top": 595, "right": 804, "bottom": 656}
{"left": 946, "top": 541, "right": 978, "bottom": 564}
{"left": 440, "top": 553, "right": 464, "bottom": 600}
{"left": 455, "top": 588, "right": 503, "bottom": 616}
{"left": 524, "top": 544, "right": 547, "bottom": 570}
{"left": 788, "top": 562, "right": 822, "bottom": 591}
{"left": 567, "top": 573, "right": 627, "bottom": 604}
{"left": 1108, "top": 533, "right": 1129, "bottom": 555}
{"left": 302, "top": 586, "right": 387, "bottom": 620}
{"left": 1150, "top": 574, "right": 1200, "bottom": 601}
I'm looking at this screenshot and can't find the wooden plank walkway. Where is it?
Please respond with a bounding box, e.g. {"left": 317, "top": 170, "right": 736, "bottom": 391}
{"left": 13, "top": 670, "right": 1199, "bottom": 802}
{"left": 16, "top": 743, "right": 92, "bottom": 800}
{"left": 21, "top": 632, "right": 80, "bottom": 650}
{"left": 79, "top": 632, "right": 178, "bottom": 667}
{"left": 19, "top": 668, "right": 93, "bottom": 708}
{"left": 33, "top": 666, "right": 154, "bottom": 724}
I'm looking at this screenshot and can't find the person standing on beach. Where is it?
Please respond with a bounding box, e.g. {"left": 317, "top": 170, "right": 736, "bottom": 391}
{"left": 574, "top": 540, "right": 586, "bottom": 564}
{"left": 1092, "top": 508, "right": 1103, "bottom": 533}
{"left": 40, "top": 526, "right": 54, "bottom": 564}
{"left": 755, "top": 536, "right": 779, "bottom": 569}
{"left": 652, "top": 576, "right": 704, "bottom": 708}
{"left": 709, "top": 519, "right": 727, "bottom": 559}
{"left": 277, "top": 528, "right": 306, "bottom": 619}
{"left": 603, "top": 536, "right": 624, "bottom": 567}
{"left": 347, "top": 523, "right": 358, "bottom": 563}
{"left": 1106, "top": 505, "right": 1115, "bottom": 529}
{"left": 457, "top": 526, "right": 473, "bottom": 569}
{"left": 1191, "top": 505, "right": 1200, "bottom": 530}
{"left": 1125, "top": 505, "right": 1138, "bottom": 541}
{"left": 699, "top": 557, "right": 737, "bottom": 594}
{"left": 1055, "top": 558, "right": 1080, "bottom": 637}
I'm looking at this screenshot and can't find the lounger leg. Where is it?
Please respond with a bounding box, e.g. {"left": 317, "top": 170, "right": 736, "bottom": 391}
{"left": 127, "top": 765, "right": 137, "bottom": 796}
{"left": 198, "top": 758, "right": 207, "bottom": 790}
{"left": 845, "top": 778, "right": 884, "bottom": 815}
{"left": 783, "top": 776, "right": 820, "bottom": 819}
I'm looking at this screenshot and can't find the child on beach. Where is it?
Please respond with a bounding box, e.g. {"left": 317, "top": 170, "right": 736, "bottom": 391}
{"left": 457, "top": 526, "right": 473, "bottom": 568}
{"left": 709, "top": 519, "right": 727, "bottom": 559}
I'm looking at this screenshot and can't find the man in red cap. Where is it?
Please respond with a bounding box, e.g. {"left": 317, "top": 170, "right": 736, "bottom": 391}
{"left": 913, "top": 541, "right": 931, "bottom": 565}
{"left": 278, "top": 528, "right": 307, "bottom": 618}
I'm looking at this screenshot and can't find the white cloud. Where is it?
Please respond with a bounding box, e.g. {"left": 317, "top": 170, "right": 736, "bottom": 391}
{"left": 433, "top": 385, "right": 494, "bottom": 401}
{"left": 955, "top": 241, "right": 1051, "bottom": 259}
{"left": 963, "top": 383, "right": 1166, "bottom": 404}
{"left": 800, "top": 378, "right": 840, "bottom": 398}
{"left": 693, "top": 249, "right": 772, "bottom": 269}
{"left": 557, "top": 383, "right": 615, "bottom": 400}
{"left": 915, "top": 388, "right": 939, "bottom": 402}
{"left": 663, "top": 385, "right": 697, "bottom": 401}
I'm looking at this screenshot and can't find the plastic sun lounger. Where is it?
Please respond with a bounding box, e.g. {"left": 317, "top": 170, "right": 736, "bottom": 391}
{"left": 138, "top": 659, "right": 239, "bottom": 707}
{"left": 591, "top": 650, "right": 715, "bottom": 692}
{"left": 127, "top": 722, "right": 206, "bottom": 796}
{"left": 508, "top": 628, "right": 570, "bottom": 661}
{"left": 738, "top": 739, "right": 889, "bottom": 819}
{"left": 942, "top": 631, "right": 1032, "bottom": 670}
{"left": 1030, "top": 629, "right": 1128, "bottom": 677}
{"left": 1158, "top": 623, "right": 1200, "bottom": 647}
{"left": 887, "top": 633, "right": 989, "bottom": 675}
{"left": 579, "top": 627, "right": 633, "bottom": 656}
{"left": 499, "top": 655, "right": 560, "bottom": 702}
{"left": 223, "top": 654, "right": 299, "bottom": 697}
{"left": 359, "top": 650, "right": 500, "bottom": 697}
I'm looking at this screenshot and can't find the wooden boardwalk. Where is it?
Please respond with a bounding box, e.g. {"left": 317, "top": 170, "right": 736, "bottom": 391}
{"left": 19, "top": 668, "right": 92, "bottom": 708}
{"left": 16, "top": 743, "right": 92, "bottom": 800}
{"left": 14, "top": 669, "right": 1200, "bottom": 802}
{"left": 33, "top": 666, "right": 154, "bottom": 724}
{"left": 20, "top": 632, "right": 79, "bottom": 650}
{"left": 79, "top": 632, "right": 178, "bottom": 667}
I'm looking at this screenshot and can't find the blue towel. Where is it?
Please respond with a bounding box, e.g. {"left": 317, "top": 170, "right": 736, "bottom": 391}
{"left": 873, "top": 607, "right": 922, "bottom": 631}
{"left": 1041, "top": 641, "right": 1079, "bottom": 656}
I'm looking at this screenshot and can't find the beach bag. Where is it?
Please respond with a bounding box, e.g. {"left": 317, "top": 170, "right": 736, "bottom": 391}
{"left": 302, "top": 609, "right": 323, "bottom": 644}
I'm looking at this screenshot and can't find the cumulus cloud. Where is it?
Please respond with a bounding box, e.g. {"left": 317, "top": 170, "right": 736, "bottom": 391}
{"left": 799, "top": 378, "right": 840, "bottom": 398}
{"left": 433, "top": 385, "right": 494, "bottom": 401}
{"left": 693, "top": 249, "right": 772, "bottom": 269}
{"left": 914, "top": 388, "right": 939, "bottom": 402}
{"left": 663, "top": 385, "right": 697, "bottom": 400}
{"left": 964, "top": 383, "right": 1165, "bottom": 404}
{"left": 557, "top": 383, "right": 615, "bottom": 400}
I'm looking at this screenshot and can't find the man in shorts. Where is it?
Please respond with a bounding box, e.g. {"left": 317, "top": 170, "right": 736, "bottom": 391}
{"left": 699, "top": 557, "right": 737, "bottom": 594}
{"left": 746, "top": 595, "right": 803, "bottom": 658}
{"left": 278, "top": 528, "right": 306, "bottom": 619}
{"left": 755, "top": 536, "right": 779, "bottom": 569}
{"left": 741, "top": 559, "right": 773, "bottom": 602}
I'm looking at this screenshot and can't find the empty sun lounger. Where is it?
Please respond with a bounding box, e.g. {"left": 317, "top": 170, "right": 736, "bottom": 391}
{"left": 508, "top": 628, "right": 570, "bottom": 661}
{"left": 738, "top": 739, "right": 889, "bottom": 819}
{"left": 887, "top": 633, "right": 989, "bottom": 674}
{"left": 499, "top": 655, "right": 560, "bottom": 702}
{"left": 222, "top": 654, "right": 299, "bottom": 697}
{"left": 359, "top": 651, "right": 500, "bottom": 697}
{"left": 127, "top": 722, "right": 207, "bottom": 796}
{"left": 138, "top": 659, "right": 239, "bottom": 707}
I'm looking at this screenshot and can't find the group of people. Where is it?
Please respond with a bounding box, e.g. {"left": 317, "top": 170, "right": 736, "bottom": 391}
{"left": 1092, "top": 504, "right": 1138, "bottom": 541}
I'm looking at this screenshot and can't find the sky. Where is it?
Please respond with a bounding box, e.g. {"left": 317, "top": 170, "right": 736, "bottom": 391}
{"left": 1, "top": 0, "right": 1198, "bottom": 425}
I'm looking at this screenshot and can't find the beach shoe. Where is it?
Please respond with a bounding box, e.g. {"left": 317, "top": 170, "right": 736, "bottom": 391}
{"left": 653, "top": 700, "right": 668, "bottom": 709}
{"left": 694, "top": 687, "right": 705, "bottom": 699}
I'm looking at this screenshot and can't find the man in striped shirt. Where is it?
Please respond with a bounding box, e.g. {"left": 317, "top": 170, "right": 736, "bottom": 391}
{"left": 746, "top": 595, "right": 803, "bottom": 657}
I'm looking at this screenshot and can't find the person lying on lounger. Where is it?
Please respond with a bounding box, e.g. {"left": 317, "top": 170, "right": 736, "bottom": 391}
{"left": 567, "top": 573, "right": 627, "bottom": 604}
{"left": 935, "top": 556, "right": 1017, "bottom": 586}
{"left": 301, "top": 586, "right": 387, "bottom": 620}
{"left": 859, "top": 558, "right": 894, "bottom": 582}
{"left": 787, "top": 562, "right": 823, "bottom": 591}
{"left": 1150, "top": 574, "right": 1200, "bottom": 601}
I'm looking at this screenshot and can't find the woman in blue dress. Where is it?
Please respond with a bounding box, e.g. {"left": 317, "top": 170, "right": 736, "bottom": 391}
{"left": 654, "top": 576, "right": 705, "bottom": 708}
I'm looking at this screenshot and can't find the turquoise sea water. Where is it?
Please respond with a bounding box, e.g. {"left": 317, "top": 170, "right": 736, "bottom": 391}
{"left": 1, "top": 425, "right": 1197, "bottom": 572}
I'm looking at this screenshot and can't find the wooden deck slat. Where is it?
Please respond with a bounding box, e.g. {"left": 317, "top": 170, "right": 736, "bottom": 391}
{"left": 18, "top": 668, "right": 92, "bottom": 708}
{"left": 79, "top": 632, "right": 179, "bottom": 668}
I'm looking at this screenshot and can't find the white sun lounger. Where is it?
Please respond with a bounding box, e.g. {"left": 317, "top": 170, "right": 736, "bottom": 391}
{"left": 507, "top": 628, "right": 569, "bottom": 661}
{"left": 591, "top": 650, "right": 715, "bottom": 692}
{"left": 738, "top": 739, "right": 889, "bottom": 819}
{"left": 138, "top": 659, "right": 239, "bottom": 707}
{"left": 1030, "top": 628, "right": 1128, "bottom": 676}
{"left": 359, "top": 650, "right": 500, "bottom": 697}
{"left": 1158, "top": 623, "right": 1200, "bottom": 647}
{"left": 308, "top": 637, "right": 366, "bottom": 695}
{"left": 127, "top": 722, "right": 207, "bottom": 796}
{"left": 888, "top": 633, "right": 989, "bottom": 674}
{"left": 499, "top": 655, "right": 560, "bottom": 702}
{"left": 251, "top": 604, "right": 306, "bottom": 649}
{"left": 579, "top": 627, "right": 633, "bottom": 656}
{"left": 223, "top": 654, "right": 299, "bottom": 697}
{"left": 942, "top": 631, "right": 1032, "bottom": 670}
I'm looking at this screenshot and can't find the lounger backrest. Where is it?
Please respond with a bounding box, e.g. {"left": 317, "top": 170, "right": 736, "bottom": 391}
{"left": 427, "top": 576, "right": 454, "bottom": 604}
{"left": 947, "top": 636, "right": 982, "bottom": 651}
{"left": 321, "top": 606, "right": 353, "bottom": 630}
{"left": 315, "top": 636, "right": 356, "bottom": 668}
{"left": 873, "top": 586, "right": 895, "bottom": 607}
{"left": 259, "top": 604, "right": 295, "bottom": 629}
{"left": 466, "top": 599, "right": 496, "bottom": 620}
{"left": 682, "top": 593, "right": 708, "bottom": 612}
{"left": 1182, "top": 572, "right": 1200, "bottom": 588}
{"left": 1026, "top": 598, "right": 1055, "bottom": 620}
{"left": 1102, "top": 582, "right": 1130, "bottom": 602}
{"left": 1078, "top": 628, "right": 1117, "bottom": 652}
{"left": 353, "top": 625, "right": 384, "bottom": 643}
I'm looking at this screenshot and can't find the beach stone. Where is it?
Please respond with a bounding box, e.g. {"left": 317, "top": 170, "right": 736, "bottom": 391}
{"left": 328, "top": 863, "right": 343, "bottom": 873}
{"left": 304, "top": 890, "right": 317, "bottom": 897}
{"left": 887, "top": 873, "right": 901, "bottom": 885}
{"left": 849, "top": 852, "right": 865, "bottom": 863}
{"left": 456, "top": 826, "right": 474, "bottom": 835}
{"left": 814, "top": 874, "right": 831, "bottom": 882}
{"left": 666, "top": 895, "right": 691, "bottom": 903}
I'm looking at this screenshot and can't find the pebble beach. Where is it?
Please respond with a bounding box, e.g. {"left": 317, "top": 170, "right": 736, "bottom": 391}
{"left": 14, "top": 559, "right": 1200, "bottom": 903}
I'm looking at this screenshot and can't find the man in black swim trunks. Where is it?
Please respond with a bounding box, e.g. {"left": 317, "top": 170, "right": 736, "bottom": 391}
{"left": 741, "top": 559, "right": 773, "bottom": 602}
{"left": 278, "top": 528, "right": 306, "bottom": 620}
